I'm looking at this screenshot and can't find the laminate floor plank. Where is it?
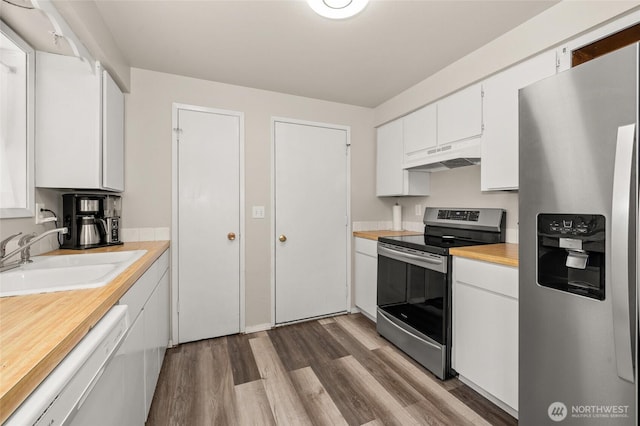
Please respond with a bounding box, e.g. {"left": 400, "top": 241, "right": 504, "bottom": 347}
{"left": 191, "top": 338, "right": 238, "bottom": 425}
{"left": 450, "top": 383, "right": 518, "bottom": 426}
{"left": 289, "top": 366, "right": 348, "bottom": 426}
{"left": 336, "top": 356, "right": 420, "bottom": 426}
{"left": 249, "top": 336, "right": 313, "bottom": 425}
{"left": 227, "top": 333, "right": 262, "bottom": 385}
{"left": 268, "top": 321, "right": 348, "bottom": 371}
{"left": 405, "top": 397, "right": 463, "bottom": 426}
{"left": 300, "top": 320, "right": 350, "bottom": 361}
{"left": 234, "top": 379, "right": 277, "bottom": 426}
{"left": 148, "top": 314, "right": 517, "bottom": 426}
{"left": 333, "top": 314, "right": 388, "bottom": 350}
{"left": 374, "top": 345, "right": 490, "bottom": 426}
{"left": 322, "top": 322, "right": 423, "bottom": 407}
{"left": 267, "top": 324, "right": 312, "bottom": 371}
{"left": 147, "top": 344, "right": 196, "bottom": 426}
{"left": 310, "top": 356, "right": 379, "bottom": 426}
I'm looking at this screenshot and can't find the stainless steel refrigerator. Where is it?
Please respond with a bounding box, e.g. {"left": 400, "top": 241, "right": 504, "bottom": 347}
{"left": 519, "top": 43, "right": 638, "bottom": 425}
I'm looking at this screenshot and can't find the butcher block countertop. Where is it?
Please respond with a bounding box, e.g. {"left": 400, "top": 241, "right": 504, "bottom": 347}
{"left": 353, "top": 230, "right": 422, "bottom": 241}
{"left": 449, "top": 243, "right": 519, "bottom": 267}
{"left": 0, "top": 241, "right": 170, "bottom": 423}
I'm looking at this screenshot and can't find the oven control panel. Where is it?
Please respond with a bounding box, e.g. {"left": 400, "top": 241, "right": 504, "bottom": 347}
{"left": 436, "top": 209, "right": 479, "bottom": 221}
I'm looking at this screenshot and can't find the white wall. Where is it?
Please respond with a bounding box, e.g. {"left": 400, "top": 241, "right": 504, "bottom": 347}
{"left": 0, "top": 188, "right": 64, "bottom": 255}
{"left": 124, "top": 67, "right": 384, "bottom": 327}
{"left": 382, "top": 166, "right": 519, "bottom": 242}
{"left": 371, "top": 1, "right": 640, "bottom": 245}
{"left": 375, "top": 1, "right": 640, "bottom": 126}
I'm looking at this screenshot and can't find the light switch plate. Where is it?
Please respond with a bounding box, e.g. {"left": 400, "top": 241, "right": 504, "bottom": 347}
{"left": 252, "top": 206, "right": 265, "bottom": 219}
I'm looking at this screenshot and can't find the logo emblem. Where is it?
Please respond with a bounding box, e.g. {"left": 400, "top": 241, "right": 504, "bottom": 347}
{"left": 548, "top": 402, "right": 568, "bottom": 422}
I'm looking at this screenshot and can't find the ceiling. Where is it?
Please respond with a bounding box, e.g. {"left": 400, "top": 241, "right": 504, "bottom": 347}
{"left": 2, "top": 0, "right": 559, "bottom": 107}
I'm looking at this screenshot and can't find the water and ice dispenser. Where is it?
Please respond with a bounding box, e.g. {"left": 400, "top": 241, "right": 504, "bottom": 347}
{"left": 537, "top": 214, "right": 606, "bottom": 300}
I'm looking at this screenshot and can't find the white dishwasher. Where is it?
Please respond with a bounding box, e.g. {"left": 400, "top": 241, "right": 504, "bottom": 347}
{"left": 6, "top": 305, "right": 129, "bottom": 426}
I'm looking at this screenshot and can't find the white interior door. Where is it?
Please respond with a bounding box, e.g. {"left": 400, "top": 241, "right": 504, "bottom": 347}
{"left": 274, "top": 120, "right": 349, "bottom": 324}
{"left": 177, "top": 107, "right": 241, "bottom": 343}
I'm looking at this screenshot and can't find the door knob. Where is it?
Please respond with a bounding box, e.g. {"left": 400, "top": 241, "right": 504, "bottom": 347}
{"left": 279, "top": 234, "right": 287, "bottom": 242}
{"left": 227, "top": 232, "right": 236, "bottom": 241}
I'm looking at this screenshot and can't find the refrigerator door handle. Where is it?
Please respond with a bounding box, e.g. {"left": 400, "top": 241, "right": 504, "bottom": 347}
{"left": 611, "top": 123, "right": 636, "bottom": 383}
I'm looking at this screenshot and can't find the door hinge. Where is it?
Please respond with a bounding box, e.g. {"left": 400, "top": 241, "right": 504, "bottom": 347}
{"left": 173, "top": 127, "right": 182, "bottom": 141}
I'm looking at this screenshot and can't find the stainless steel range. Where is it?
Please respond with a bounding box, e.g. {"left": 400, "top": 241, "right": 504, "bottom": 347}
{"left": 376, "top": 207, "right": 505, "bottom": 379}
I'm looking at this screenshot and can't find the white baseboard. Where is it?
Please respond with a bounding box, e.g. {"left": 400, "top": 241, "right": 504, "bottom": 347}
{"left": 244, "top": 323, "right": 272, "bottom": 334}
{"left": 457, "top": 374, "right": 518, "bottom": 419}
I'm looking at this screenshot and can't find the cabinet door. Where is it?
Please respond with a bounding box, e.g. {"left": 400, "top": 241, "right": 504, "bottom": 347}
{"left": 120, "top": 312, "right": 145, "bottom": 425}
{"left": 403, "top": 104, "right": 437, "bottom": 167}
{"left": 354, "top": 238, "right": 378, "bottom": 320}
{"left": 102, "top": 70, "right": 124, "bottom": 191}
{"left": 452, "top": 258, "right": 518, "bottom": 411}
{"left": 144, "top": 284, "right": 161, "bottom": 416}
{"left": 157, "top": 269, "right": 170, "bottom": 366}
{"left": 376, "top": 120, "right": 404, "bottom": 196}
{"left": 376, "top": 120, "right": 430, "bottom": 197}
{"left": 437, "top": 83, "right": 482, "bottom": 145}
{"left": 481, "top": 50, "right": 556, "bottom": 191}
{"left": 35, "top": 52, "right": 101, "bottom": 189}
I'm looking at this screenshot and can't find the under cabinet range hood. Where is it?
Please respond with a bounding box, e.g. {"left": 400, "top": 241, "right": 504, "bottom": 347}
{"left": 406, "top": 138, "right": 481, "bottom": 172}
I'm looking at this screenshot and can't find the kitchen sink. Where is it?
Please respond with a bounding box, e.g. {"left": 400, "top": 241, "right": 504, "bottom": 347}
{"left": 0, "top": 250, "right": 147, "bottom": 297}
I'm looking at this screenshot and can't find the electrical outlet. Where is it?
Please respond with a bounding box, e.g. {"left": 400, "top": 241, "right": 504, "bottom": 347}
{"left": 415, "top": 204, "right": 423, "bottom": 216}
{"left": 35, "top": 203, "right": 44, "bottom": 224}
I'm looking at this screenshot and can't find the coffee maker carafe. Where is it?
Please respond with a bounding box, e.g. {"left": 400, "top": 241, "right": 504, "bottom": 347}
{"left": 61, "top": 194, "right": 123, "bottom": 249}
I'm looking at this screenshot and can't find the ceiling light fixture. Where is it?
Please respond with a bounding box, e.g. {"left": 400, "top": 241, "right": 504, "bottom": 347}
{"left": 307, "top": 0, "right": 369, "bottom": 20}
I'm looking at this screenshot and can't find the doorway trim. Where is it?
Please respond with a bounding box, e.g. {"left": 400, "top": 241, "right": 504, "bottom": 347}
{"left": 270, "top": 117, "right": 352, "bottom": 327}
{"left": 171, "top": 103, "right": 246, "bottom": 344}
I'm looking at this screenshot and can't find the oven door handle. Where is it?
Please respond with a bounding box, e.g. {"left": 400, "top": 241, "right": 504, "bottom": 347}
{"left": 378, "top": 245, "right": 444, "bottom": 270}
{"left": 378, "top": 310, "right": 441, "bottom": 351}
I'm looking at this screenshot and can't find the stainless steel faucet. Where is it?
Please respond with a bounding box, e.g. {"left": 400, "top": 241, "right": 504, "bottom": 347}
{"left": 0, "top": 227, "right": 68, "bottom": 272}
{"left": 0, "top": 232, "right": 21, "bottom": 259}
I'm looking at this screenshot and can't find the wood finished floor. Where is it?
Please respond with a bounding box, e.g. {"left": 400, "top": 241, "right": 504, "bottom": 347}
{"left": 147, "top": 314, "right": 517, "bottom": 426}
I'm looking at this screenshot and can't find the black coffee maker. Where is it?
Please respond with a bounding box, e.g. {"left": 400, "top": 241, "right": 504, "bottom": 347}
{"left": 61, "top": 194, "right": 123, "bottom": 249}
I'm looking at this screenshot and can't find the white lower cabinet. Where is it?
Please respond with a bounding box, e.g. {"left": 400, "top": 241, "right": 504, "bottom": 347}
{"left": 121, "top": 312, "right": 145, "bottom": 425}
{"left": 452, "top": 256, "right": 518, "bottom": 415}
{"left": 354, "top": 237, "right": 378, "bottom": 320}
{"left": 119, "top": 249, "right": 170, "bottom": 423}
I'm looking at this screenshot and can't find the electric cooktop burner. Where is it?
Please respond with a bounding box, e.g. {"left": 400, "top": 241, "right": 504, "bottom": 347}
{"left": 378, "top": 234, "right": 484, "bottom": 255}
{"left": 378, "top": 207, "right": 507, "bottom": 255}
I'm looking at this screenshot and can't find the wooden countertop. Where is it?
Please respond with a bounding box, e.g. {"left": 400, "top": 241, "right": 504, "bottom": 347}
{"left": 353, "top": 230, "right": 422, "bottom": 241}
{"left": 449, "top": 243, "right": 519, "bottom": 267}
{"left": 0, "top": 241, "right": 170, "bottom": 423}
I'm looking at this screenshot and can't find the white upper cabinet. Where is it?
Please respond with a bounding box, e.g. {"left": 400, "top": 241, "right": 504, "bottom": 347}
{"left": 376, "top": 120, "right": 430, "bottom": 197}
{"left": 102, "top": 71, "right": 125, "bottom": 191}
{"left": 481, "top": 50, "right": 556, "bottom": 191}
{"left": 36, "top": 52, "right": 124, "bottom": 191}
{"left": 437, "top": 83, "right": 483, "bottom": 145}
{"left": 397, "top": 84, "right": 483, "bottom": 171}
{"left": 402, "top": 104, "right": 437, "bottom": 167}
